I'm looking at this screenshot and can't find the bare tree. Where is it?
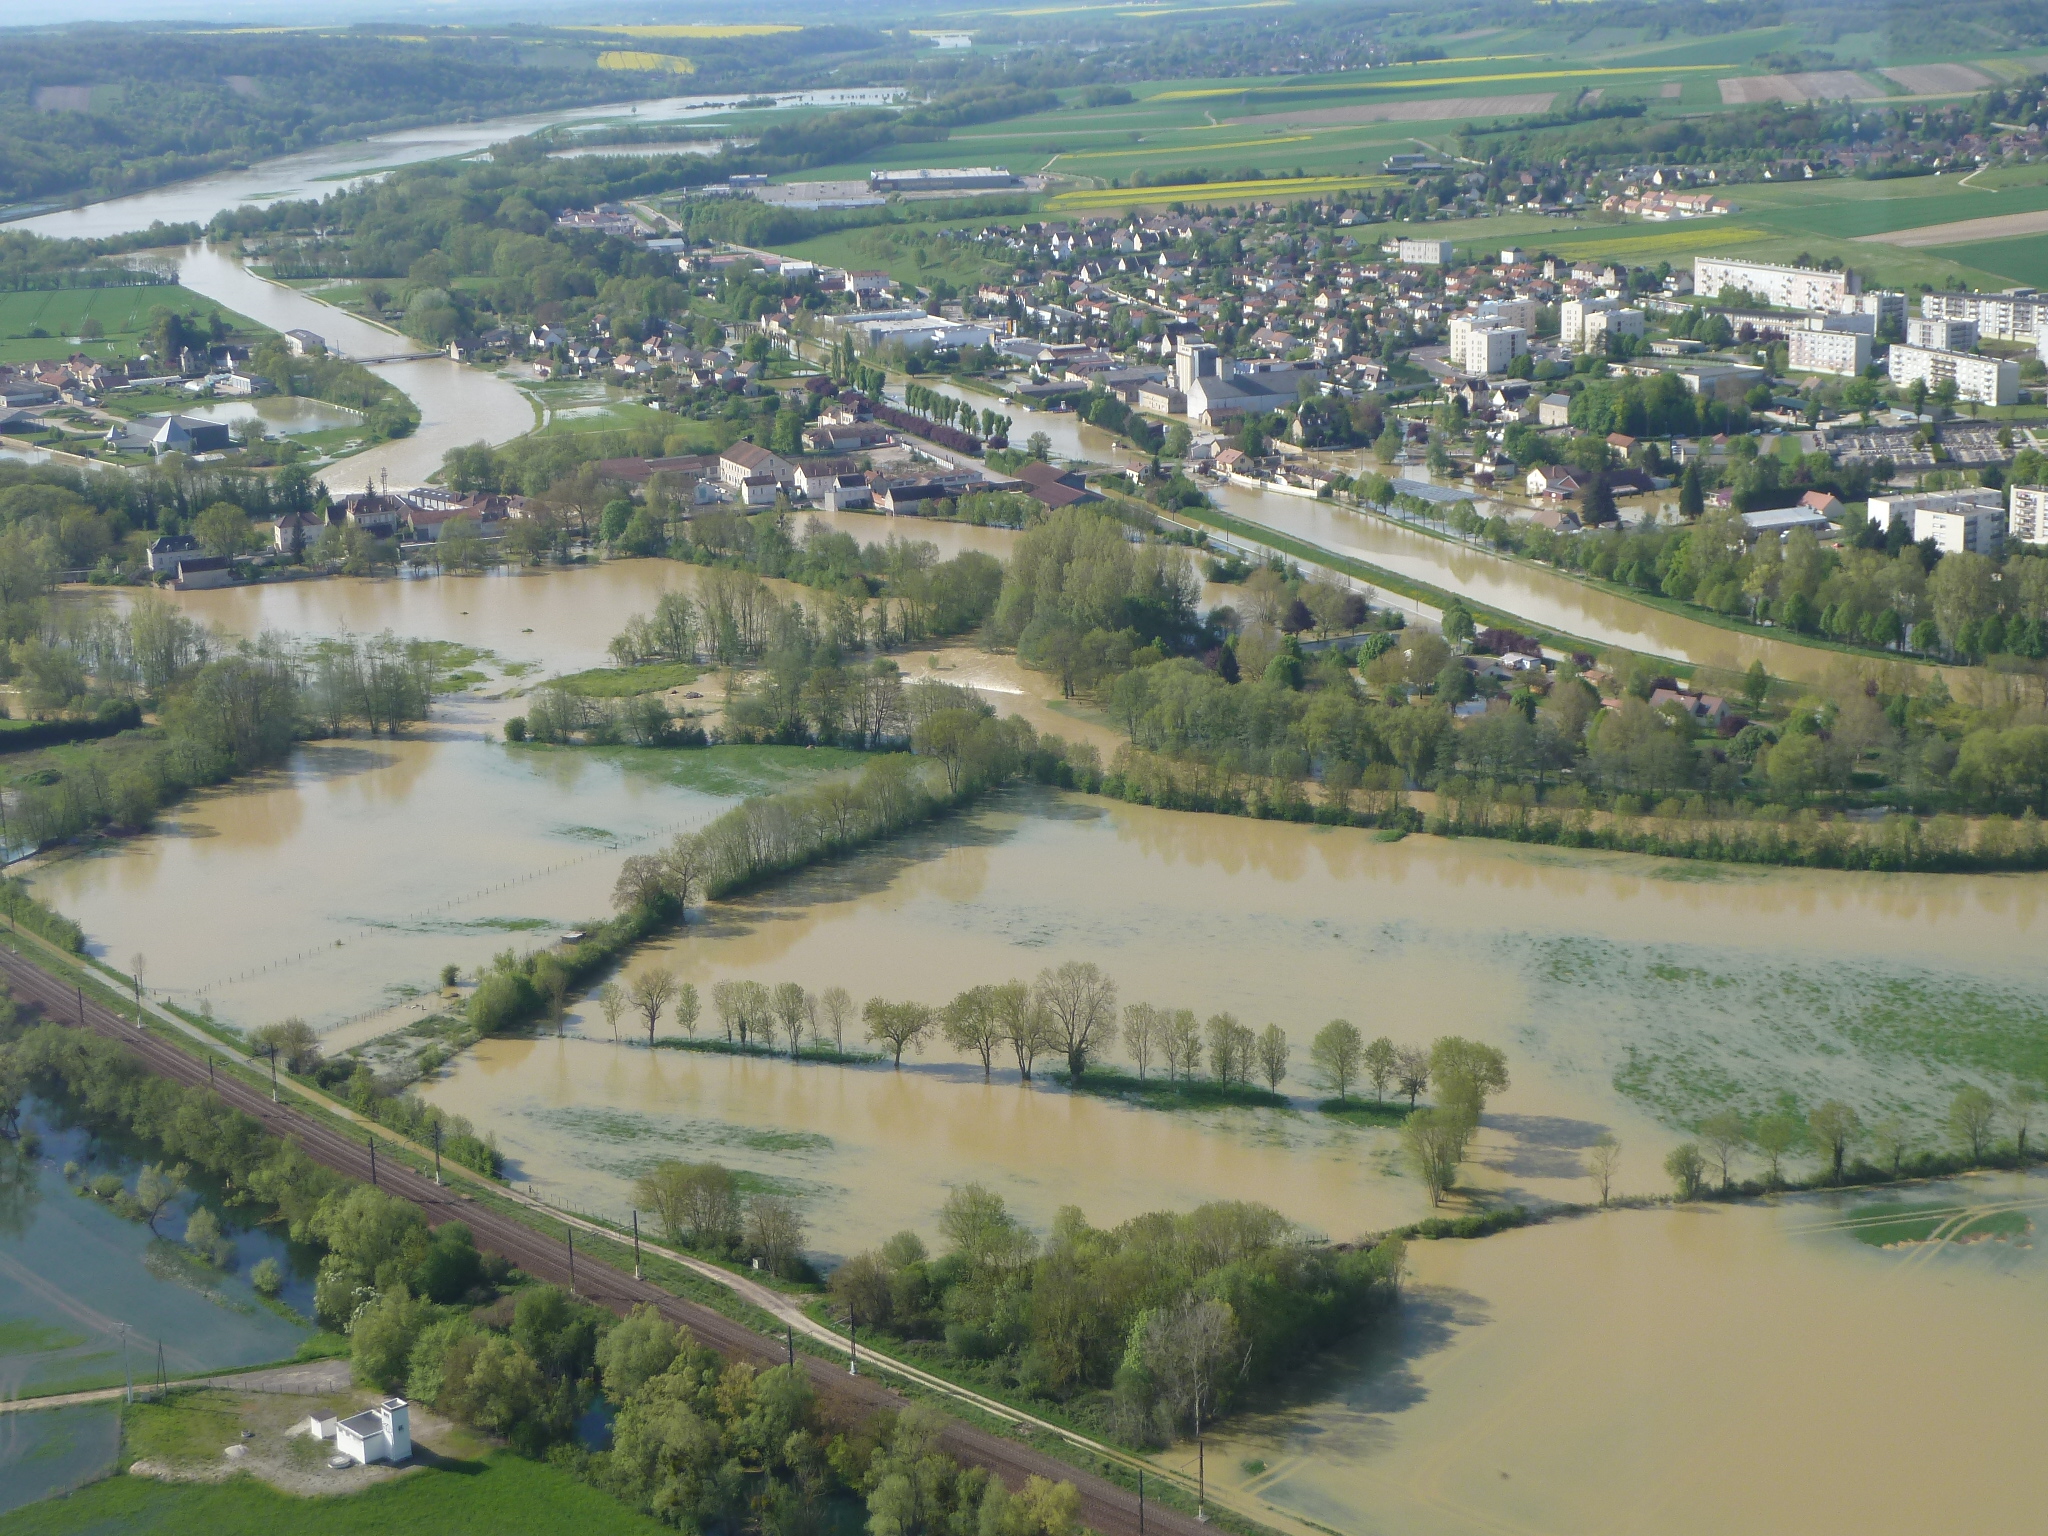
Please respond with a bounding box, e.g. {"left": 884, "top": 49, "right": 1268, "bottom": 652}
{"left": 663, "top": 832, "right": 705, "bottom": 916}
{"left": 1034, "top": 961, "right": 1119, "bottom": 1082}
{"left": 1949, "top": 1086, "right": 1996, "bottom": 1162}
{"left": 1586, "top": 1132, "right": 1620, "bottom": 1206}
{"left": 1122, "top": 1002, "right": 1163, "bottom": 1081}
{"left": 1164, "top": 1008, "right": 1202, "bottom": 1082}
{"left": 673, "top": 981, "right": 700, "bottom": 1037}
{"left": 1136, "top": 1296, "right": 1243, "bottom": 1439}
{"left": 1808, "top": 1099, "right": 1860, "bottom": 1184}
{"left": 819, "top": 985, "right": 854, "bottom": 1055}
{"left": 943, "top": 986, "right": 1006, "bottom": 1080}
{"left": 1868, "top": 1114, "right": 1910, "bottom": 1178}
{"left": 712, "top": 979, "right": 744, "bottom": 1043}
{"left": 630, "top": 968, "right": 679, "bottom": 1046}
{"left": 597, "top": 981, "right": 626, "bottom": 1043}
{"left": 864, "top": 997, "right": 935, "bottom": 1068}
{"left": 2007, "top": 1083, "right": 2038, "bottom": 1164}
{"left": 745, "top": 1195, "right": 806, "bottom": 1276}
{"left": 772, "top": 981, "right": 809, "bottom": 1059}
{"left": 1395, "top": 1045, "right": 1431, "bottom": 1108}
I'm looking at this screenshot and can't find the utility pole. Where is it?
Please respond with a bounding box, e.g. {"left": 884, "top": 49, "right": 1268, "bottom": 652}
{"left": 848, "top": 1306, "right": 858, "bottom": 1377}
{"left": 76, "top": 986, "right": 84, "bottom": 1025}
{"left": 430, "top": 1122, "right": 442, "bottom": 1186}
{"left": 207, "top": 1056, "right": 214, "bottom": 1087}
{"left": 268, "top": 1053, "right": 278, "bottom": 1102}
{"left": 1139, "top": 1469, "right": 1146, "bottom": 1535}
{"left": 119, "top": 1324, "right": 131, "bottom": 1405}
{"left": 368, "top": 1135, "right": 377, "bottom": 1186}
{"left": 566, "top": 1223, "right": 576, "bottom": 1292}
{"left": 786, "top": 1324, "right": 795, "bottom": 1369}
{"left": 631, "top": 1209, "right": 642, "bottom": 1280}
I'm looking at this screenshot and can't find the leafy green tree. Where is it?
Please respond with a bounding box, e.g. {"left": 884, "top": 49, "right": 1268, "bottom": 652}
{"left": 1362, "top": 1035, "right": 1399, "bottom": 1102}
{"left": 1696, "top": 1109, "right": 1747, "bottom": 1190}
{"left": 1401, "top": 1107, "right": 1464, "bottom": 1203}
{"left": 1309, "top": 1019, "right": 1364, "bottom": 1100}
{"left": 595, "top": 1303, "right": 679, "bottom": 1400}
{"left": 864, "top": 997, "right": 935, "bottom": 1067}
{"left": 351, "top": 1288, "right": 429, "bottom": 1390}
{"left": 1254, "top": 1023, "right": 1289, "bottom": 1090}
{"left": 1807, "top": 1099, "right": 1860, "bottom": 1183}
{"left": 1949, "top": 1085, "right": 1997, "bottom": 1160}
{"left": 193, "top": 501, "right": 253, "bottom": 560}
{"left": 1751, "top": 1111, "right": 1800, "bottom": 1187}
{"left": 1664, "top": 1141, "right": 1706, "bottom": 1199}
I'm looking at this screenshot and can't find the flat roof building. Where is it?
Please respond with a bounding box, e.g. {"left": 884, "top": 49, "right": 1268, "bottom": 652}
{"left": 1695, "top": 257, "right": 1857, "bottom": 312}
{"left": 1787, "top": 327, "right": 1871, "bottom": 377}
{"left": 1396, "top": 238, "right": 1455, "bottom": 266}
{"left": 1887, "top": 343, "right": 2018, "bottom": 407}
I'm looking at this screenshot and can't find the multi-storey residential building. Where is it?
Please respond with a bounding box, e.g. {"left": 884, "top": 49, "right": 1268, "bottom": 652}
{"left": 1449, "top": 319, "right": 1528, "bottom": 374}
{"left": 1560, "top": 295, "right": 1617, "bottom": 346}
{"left": 1788, "top": 327, "right": 1871, "bottom": 376}
{"left": 1694, "top": 258, "right": 1857, "bottom": 312}
{"left": 1582, "top": 307, "right": 1644, "bottom": 348}
{"left": 1397, "top": 238, "right": 1455, "bottom": 266}
{"left": 2010, "top": 485, "right": 2048, "bottom": 546}
{"left": 1919, "top": 288, "right": 2048, "bottom": 342}
{"left": 1868, "top": 487, "right": 2007, "bottom": 553}
{"left": 1906, "top": 316, "right": 1979, "bottom": 352}
{"left": 1887, "top": 344, "right": 2019, "bottom": 407}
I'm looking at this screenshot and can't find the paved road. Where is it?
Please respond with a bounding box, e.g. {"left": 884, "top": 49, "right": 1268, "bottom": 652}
{"left": 0, "top": 942, "right": 1206, "bottom": 1536}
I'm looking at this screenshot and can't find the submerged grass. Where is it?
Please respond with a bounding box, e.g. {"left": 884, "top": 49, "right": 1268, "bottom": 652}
{"left": 1846, "top": 1201, "right": 2032, "bottom": 1246}
{"left": 1055, "top": 1068, "right": 1289, "bottom": 1110}
{"left": 1523, "top": 933, "right": 2048, "bottom": 1131}
{"left": 550, "top": 661, "right": 702, "bottom": 697}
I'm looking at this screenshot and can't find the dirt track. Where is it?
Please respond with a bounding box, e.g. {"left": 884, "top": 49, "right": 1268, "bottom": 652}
{"left": 0, "top": 944, "right": 1203, "bottom": 1536}
{"left": 1854, "top": 207, "right": 2048, "bottom": 248}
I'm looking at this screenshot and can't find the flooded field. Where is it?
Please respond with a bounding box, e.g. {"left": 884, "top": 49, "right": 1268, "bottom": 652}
{"left": 1203, "top": 1171, "right": 2048, "bottom": 1536}
{"left": 417, "top": 782, "right": 2048, "bottom": 1252}
{"left": 0, "top": 1102, "right": 311, "bottom": 1405}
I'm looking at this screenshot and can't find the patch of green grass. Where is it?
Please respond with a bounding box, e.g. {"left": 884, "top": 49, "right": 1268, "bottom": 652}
{"left": 1847, "top": 1201, "right": 2032, "bottom": 1247}
{"left": 1317, "top": 1097, "right": 1415, "bottom": 1128}
{"left": 0, "top": 286, "right": 264, "bottom": 367}
{"left": 0, "top": 1320, "right": 90, "bottom": 1356}
{"left": 550, "top": 661, "right": 701, "bottom": 697}
{"left": 653, "top": 1037, "right": 882, "bottom": 1069}
{"left": 0, "top": 1449, "right": 669, "bottom": 1535}
{"left": 1058, "top": 1068, "right": 1289, "bottom": 1111}
{"left": 119, "top": 1391, "right": 243, "bottom": 1465}
{"left": 564, "top": 741, "right": 885, "bottom": 798}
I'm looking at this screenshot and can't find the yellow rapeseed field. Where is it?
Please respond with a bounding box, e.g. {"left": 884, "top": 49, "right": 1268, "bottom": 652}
{"left": 596, "top": 51, "right": 700, "bottom": 74}
{"left": 1048, "top": 172, "right": 1399, "bottom": 209}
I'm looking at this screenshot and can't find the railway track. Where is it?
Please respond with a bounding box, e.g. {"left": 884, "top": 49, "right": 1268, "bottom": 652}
{"left": 0, "top": 943, "right": 1208, "bottom": 1536}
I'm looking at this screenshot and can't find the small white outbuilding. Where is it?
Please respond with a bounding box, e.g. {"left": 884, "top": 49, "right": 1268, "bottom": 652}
{"left": 307, "top": 1398, "right": 412, "bottom": 1465}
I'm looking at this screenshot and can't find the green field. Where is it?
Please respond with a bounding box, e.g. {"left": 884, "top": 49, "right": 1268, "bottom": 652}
{"left": 0, "top": 286, "right": 261, "bottom": 367}
{"left": 551, "top": 660, "right": 702, "bottom": 696}
{"left": 0, "top": 1455, "right": 666, "bottom": 1536}
{"left": 1846, "top": 1201, "right": 2032, "bottom": 1246}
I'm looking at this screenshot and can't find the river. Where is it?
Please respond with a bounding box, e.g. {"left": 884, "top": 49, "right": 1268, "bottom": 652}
{"left": 7, "top": 89, "right": 902, "bottom": 241}
{"left": 905, "top": 376, "right": 1886, "bottom": 686}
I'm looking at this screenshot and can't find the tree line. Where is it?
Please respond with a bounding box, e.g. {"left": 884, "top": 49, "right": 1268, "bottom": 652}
{"left": 828, "top": 1183, "right": 1404, "bottom": 1447}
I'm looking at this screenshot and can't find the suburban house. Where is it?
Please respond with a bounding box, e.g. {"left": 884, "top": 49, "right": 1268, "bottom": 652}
{"left": 1526, "top": 465, "right": 1583, "bottom": 500}
{"left": 1650, "top": 687, "right": 1732, "bottom": 731}
{"left": 738, "top": 473, "right": 780, "bottom": 507}
{"left": 272, "top": 512, "right": 318, "bottom": 556}
{"left": 820, "top": 473, "right": 872, "bottom": 510}
{"left": 307, "top": 1399, "right": 412, "bottom": 1466}
{"left": 1537, "top": 393, "right": 1573, "bottom": 427}
{"left": 1010, "top": 460, "right": 1100, "bottom": 510}
{"left": 283, "top": 329, "right": 327, "bottom": 357}
{"left": 147, "top": 533, "right": 201, "bottom": 573}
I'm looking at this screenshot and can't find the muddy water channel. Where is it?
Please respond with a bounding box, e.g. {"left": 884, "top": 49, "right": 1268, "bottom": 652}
{"left": 1204, "top": 1171, "right": 2048, "bottom": 1536}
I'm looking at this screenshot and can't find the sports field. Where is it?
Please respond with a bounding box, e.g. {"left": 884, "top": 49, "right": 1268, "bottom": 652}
{"left": 0, "top": 286, "right": 261, "bottom": 366}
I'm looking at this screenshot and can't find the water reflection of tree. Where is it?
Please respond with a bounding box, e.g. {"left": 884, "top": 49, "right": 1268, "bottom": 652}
{"left": 0, "top": 1137, "right": 42, "bottom": 1241}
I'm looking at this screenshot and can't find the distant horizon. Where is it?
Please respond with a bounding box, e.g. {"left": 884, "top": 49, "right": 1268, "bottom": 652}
{"left": 8, "top": 0, "right": 909, "bottom": 23}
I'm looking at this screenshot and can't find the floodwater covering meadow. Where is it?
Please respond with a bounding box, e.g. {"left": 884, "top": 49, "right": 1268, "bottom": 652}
{"left": 1202, "top": 1170, "right": 2048, "bottom": 1536}
{"left": 16, "top": 565, "right": 2048, "bottom": 1536}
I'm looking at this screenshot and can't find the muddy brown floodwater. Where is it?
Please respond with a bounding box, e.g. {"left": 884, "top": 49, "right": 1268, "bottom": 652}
{"left": 1202, "top": 1171, "right": 2048, "bottom": 1536}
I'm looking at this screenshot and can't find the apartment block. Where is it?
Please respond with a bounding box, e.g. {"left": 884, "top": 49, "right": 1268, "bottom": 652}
{"left": 1868, "top": 487, "right": 2006, "bottom": 554}
{"left": 1906, "top": 316, "right": 1978, "bottom": 352}
{"left": 2010, "top": 485, "right": 2048, "bottom": 547}
{"left": 1787, "top": 327, "right": 1871, "bottom": 377}
{"left": 1397, "top": 238, "right": 1455, "bottom": 266}
{"left": 1560, "top": 295, "right": 1617, "bottom": 346}
{"left": 1849, "top": 290, "right": 1907, "bottom": 330}
{"left": 1694, "top": 258, "right": 1857, "bottom": 312}
{"left": 1887, "top": 343, "right": 2019, "bottom": 407}
{"left": 1582, "top": 307, "right": 1644, "bottom": 348}
{"left": 1919, "top": 288, "right": 2048, "bottom": 343}
{"left": 1449, "top": 320, "right": 1528, "bottom": 375}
